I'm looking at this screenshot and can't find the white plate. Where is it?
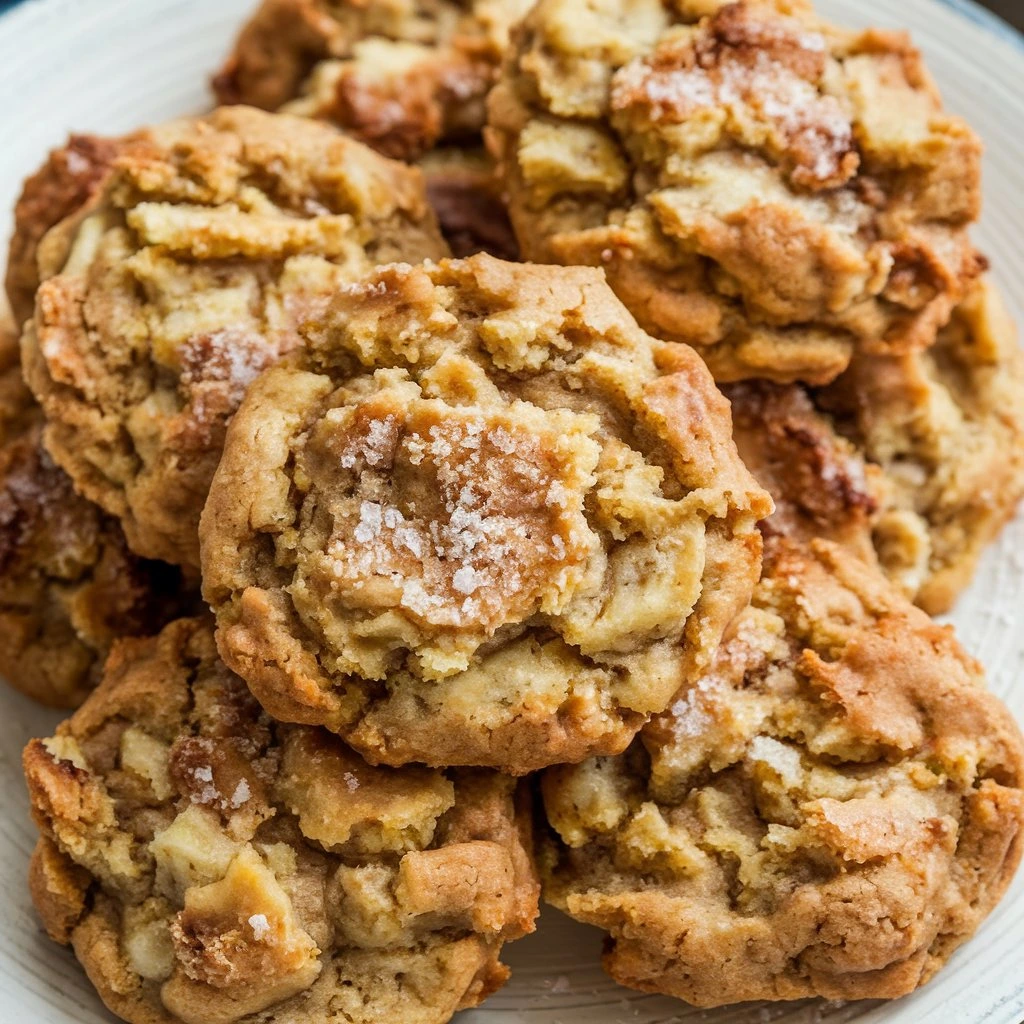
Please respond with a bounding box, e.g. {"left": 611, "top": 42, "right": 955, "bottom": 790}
{"left": 0, "top": 0, "right": 1021, "bottom": 1021}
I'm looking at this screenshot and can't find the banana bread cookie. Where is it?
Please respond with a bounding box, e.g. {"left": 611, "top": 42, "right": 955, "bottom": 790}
{"left": 487, "top": 0, "right": 983, "bottom": 383}
{"left": 0, "top": 321, "right": 185, "bottom": 707}
{"left": 21, "top": 106, "right": 448, "bottom": 570}
{"left": 541, "top": 536, "right": 1024, "bottom": 1005}
{"left": 727, "top": 276, "right": 1024, "bottom": 614}
{"left": 24, "top": 616, "right": 538, "bottom": 1024}
{"left": 200, "top": 254, "right": 770, "bottom": 773}
{"left": 214, "top": 0, "right": 532, "bottom": 161}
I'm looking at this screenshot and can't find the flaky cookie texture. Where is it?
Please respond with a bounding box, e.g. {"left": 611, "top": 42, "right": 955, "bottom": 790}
{"left": 214, "top": 0, "right": 532, "bottom": 161}
{"left": 0, "top": 323, "right": 185, "bottom": 708}
{"left": 6, "top": 134, "right": 122, "bottom": 328}
{"left": 200, "top": 254, "right": 770, "bottom": 773}
{"left": 21, "top": 106, "right": 448, "bottom": 570}
{"left": 727, "top": 277, "right": 1024, "bottom": 614}
{"left": 488, "top": 0, "right": 983, "bottom": 384}
{"left": 541, "top": 537, "right": 1024, "bottom": 1007}
{"left": 24, "top": 616, "right": 538, "bottom": 1024}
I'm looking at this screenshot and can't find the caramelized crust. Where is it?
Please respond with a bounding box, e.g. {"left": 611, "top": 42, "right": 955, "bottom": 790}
{"left": 214, "top": 0, "right": 532, "bottom": 160}
{"left": 420, "top": 148, "right": 519, "bottom": 260}
{"left": 5, "top": 134, "right": 121, "bottom": 328}
{"left": 23, "top": 617, "right": 538, "bottom": 1024}
{"left": 20, "top": 106, "right": 447, "bottom": 570}
{"left": 725, "top": 277, "right": 1024, "bottom": 614}
{"left": 201, "top": 254, "right": 770, "bottom": 773}
{"left": 488, "top": 0, "right": 984, "bottom": 383}
{"left": 0, "top": 322, "right": 187, "bottom": 708}
{"left": 541, "top": 536, "right": 1024, "bottom": 1006}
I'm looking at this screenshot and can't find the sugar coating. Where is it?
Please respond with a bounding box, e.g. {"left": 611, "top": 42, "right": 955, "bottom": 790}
{"left": 488, "top": 0, "right": 984, "bottom": 384}
{"left": 200, "top": 254, "right": 771, "bottom": 774}
{"left": 20, "top": 106, "right": 448, "bottom": 570}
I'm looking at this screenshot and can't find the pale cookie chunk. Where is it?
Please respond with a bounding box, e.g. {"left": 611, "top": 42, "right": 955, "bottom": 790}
{"left": 20, "top": 106, "right": 448, "bottom": 570}
{"left": 200, "top": 254, "right": 770, "bottom": 773}
{"left": 488, "top": 0, "right": 984, "bottom": 383}
{"left": 541, "top": 536, "right": 1024, "bottom": 1006}
{"left": 726, "top": 276, "right": 1024, "bottom": 614}
{"left": 214, "top": 0, "right": 532, "bottom": 160}
{"left": 23, "top": 616, "right": 538, "bottom": 1024}
{"left": 0, "top": 321, "right": 187, "bottom": 708}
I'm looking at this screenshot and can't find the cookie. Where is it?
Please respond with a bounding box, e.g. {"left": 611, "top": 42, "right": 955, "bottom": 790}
{"left": 0, "top": 321, "right": 186, "bottom": 708}
{"left": 541, "top": 536, "right": 1024, "bottom": 1006}
{"left": 487, "top": 0, "right": 984, "bottom": 383}
{"left": 727, "top": 276, "right": 1024, "bottom": 614}
{"left": 200, "top": 254, "right": 770, "bottom": 774}
{"left": 5, "top": 134, "right": 121, "bottom": 328}
{"left": 420, "top": 148, "right": 519, "bottom": 260}
{"left": 24, "top": 616, "right": 538, "bottom": 1024}
{"left": 214, "top": 0, "right": 532, "bottom": 161}
{"left": 21, "top": 106, "right": 448, "bottom": 570}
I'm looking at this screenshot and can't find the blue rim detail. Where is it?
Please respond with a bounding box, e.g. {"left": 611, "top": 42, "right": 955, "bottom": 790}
{"left": 0, "top": 0, "right": 1021, "bottom": 45}
{"left": 939, "top": 0, "right": 1024, "bottom": 49}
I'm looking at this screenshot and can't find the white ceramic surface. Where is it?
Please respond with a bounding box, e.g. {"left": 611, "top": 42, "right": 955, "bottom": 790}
{"left": 0, "top": 0, "right": 1021, "bottom": 1021}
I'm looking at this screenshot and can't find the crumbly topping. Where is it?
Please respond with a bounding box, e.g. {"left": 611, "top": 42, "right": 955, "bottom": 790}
{"left": 490, "top": 0, "right": 983, "bottom": 383}
{"left": 322, "top": 399, "right": 593, "bottom": 634}
{"left": 214, "top": 0, "right": 533, "bottom": 158}
{"left": 21, "top": 106, "right": 448, "bottom": 569}
{"left": 541, "top": 537, "right": 1024, "bottom": 1006}
{"left": 202, "top": 254, "right": 770, "bottom": 772}
{"left": 24, "top": 618, "right": 539, "bottom": 1024}
{"left": 611, "top": 8, "right": 855, "bottom": 189}
{"left": 0, "top": 324, "right": 187, "bottom": 708}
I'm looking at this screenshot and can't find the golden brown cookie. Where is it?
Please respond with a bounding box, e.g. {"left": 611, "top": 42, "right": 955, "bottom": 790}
{"left": 0, "top": 321, "right": 186, "bottom": 708}
{"left": 727, "top": 277, "right": 1024, "bottom": 614}
{"left": 200, "top": 254, "right": 770, "bottom": 773}
{"left": 5, "top": 134, "right": 122, "bottom": 329}
{"left": 541, "top": 536, "right": 1024, "bottom": 1006}
{"left": 24, "top": 616, "right": 538, "bottom": 1024}
{"left": 20, "top": 106, "right": 448, "bottom": 570}
{"left": 487, "top": 0, "right": 984, "bottom": 384}
{"left": 214, "top": 0, "right": 532, "bottom": 161}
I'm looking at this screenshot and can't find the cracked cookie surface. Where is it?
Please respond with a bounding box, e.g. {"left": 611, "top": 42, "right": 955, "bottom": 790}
{"left": 540, "top": 536, "right": 1024, "bottom": 1006}
{"left": 727, "top": 276, "right": 1024, "bottom": 613}
{"left": 24, "top": 616, "right": 538, "bottom": 1024}
{"left": 0, "top": 321, "right": 186, "bottom": 707}
{"left": 201, "top": 254, "right": 770, "bottom": 773}
{"left": 5, "top": 134, "right": 122, "bottom": 329}
{"left": 488, "top": 0, "right": 983, "bottom": 383}
{"left": 215, "top": 0, "right": 532, "bottom": 161}
{"left": 20, "top": 106, "right": 448, "bottom": 570}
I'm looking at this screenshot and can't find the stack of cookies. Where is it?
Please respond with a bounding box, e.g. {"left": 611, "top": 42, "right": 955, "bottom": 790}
{"left": 3, "top": 1, "right": 1023, "bottom": 1021}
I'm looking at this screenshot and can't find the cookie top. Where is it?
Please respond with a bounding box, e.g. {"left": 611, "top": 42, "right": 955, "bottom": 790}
{"left": 0, "top": 322, "right": 186, "bottom": 708}
{"left": 21, "top": 106, "right": 448, "bottom": 569}
{"left": 24, "top": 616, "right": 538, "bottom": 1024}
{"left": 728, "top": 276, "right": 1024, "bottom": 614}
{"left": 541, "top": 536, "right": 1024, "bottom": 1006}
{"left": 488, "top": 0, "right": 983, "bottom": 384}
{"left": 201, "top": 253, "right": 770, "bottom": 773}
{"left": 215, "top": 0, "right": 532, "bottom": 160}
